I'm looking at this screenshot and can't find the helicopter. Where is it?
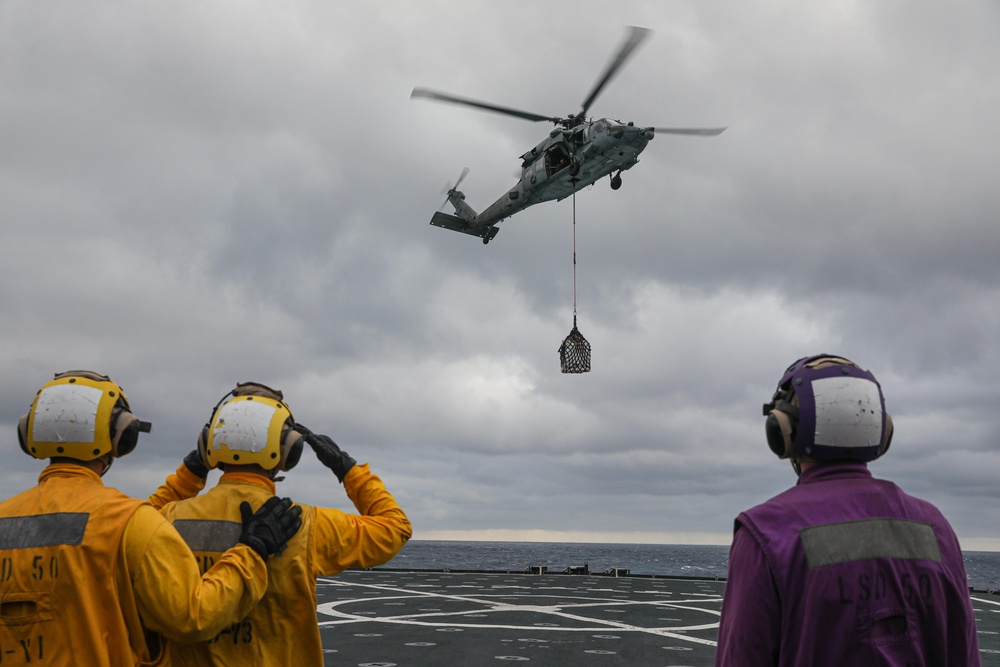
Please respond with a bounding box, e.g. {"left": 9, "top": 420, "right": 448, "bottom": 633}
{"left": 412, "top": 26, "right": 725, "bottom": 244}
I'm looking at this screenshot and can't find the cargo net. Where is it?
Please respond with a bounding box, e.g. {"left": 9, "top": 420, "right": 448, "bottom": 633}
{"left": 559, "top": 325, "right": 591, "bottom": 373}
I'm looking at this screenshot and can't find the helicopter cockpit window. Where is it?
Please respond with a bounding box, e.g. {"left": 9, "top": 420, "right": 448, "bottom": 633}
{"left": 545, "top": 144, "right": 571, "bottom": 176}
{"left": 593, "top": 120, "right": 607, "bottom": 135}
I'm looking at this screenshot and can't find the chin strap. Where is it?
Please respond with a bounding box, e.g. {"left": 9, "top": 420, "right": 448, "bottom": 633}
{"left": 98, "top": 455, "right": 115, "bottom": 477}
{"left": 790, "top": 458, "right": 802, "bottom": 477}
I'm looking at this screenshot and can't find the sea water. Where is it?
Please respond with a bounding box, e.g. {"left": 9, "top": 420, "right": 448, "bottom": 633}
{"left": 388, "top": 540, "right": 1000, "bottom": 591}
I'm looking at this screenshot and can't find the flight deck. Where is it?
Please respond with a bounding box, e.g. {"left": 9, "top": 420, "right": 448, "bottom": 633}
{"left": 317, "top": 569, "right": 1000, "bottom": 666}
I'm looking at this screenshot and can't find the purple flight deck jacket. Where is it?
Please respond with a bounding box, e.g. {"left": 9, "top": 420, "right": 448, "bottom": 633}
{"left": 715, "top": 462, "right": 979, "bottom": 666}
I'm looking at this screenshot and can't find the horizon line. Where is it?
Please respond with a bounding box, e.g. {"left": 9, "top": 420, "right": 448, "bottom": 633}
{"left": 413, "top": 530, "right": 1000, "bottom": 553}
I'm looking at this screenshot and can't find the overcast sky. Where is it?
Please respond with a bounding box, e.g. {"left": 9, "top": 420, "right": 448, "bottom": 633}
{"left": 2, "top": 1, "right": 998, "bottom": 551}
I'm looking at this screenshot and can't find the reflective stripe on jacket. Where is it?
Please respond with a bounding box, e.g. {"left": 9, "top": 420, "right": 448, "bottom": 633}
{"left": 715, "top": 462, "right": 979, "bottom": 667}
{"left": 155, "top": 464, "right": 411, "bottom": 666}
{"left": 0, "top": 465, "right": 268, "bottom": 667}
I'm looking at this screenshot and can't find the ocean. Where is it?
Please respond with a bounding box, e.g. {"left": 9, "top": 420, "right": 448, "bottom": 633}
{"left": 388, "top": 540, "right": 1000, "bottom": 591}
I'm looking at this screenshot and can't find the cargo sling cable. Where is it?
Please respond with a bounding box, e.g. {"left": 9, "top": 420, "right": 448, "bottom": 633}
{"left": 559, "top": 187, "right": 591, "bottom": 373}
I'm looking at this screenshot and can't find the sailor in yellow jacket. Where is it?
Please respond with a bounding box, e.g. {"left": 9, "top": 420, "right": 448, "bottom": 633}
{"left": 0, "top": 371, "right": 303, "bottom": 667}
{"left": 151, "top": 381, "right": 412, "bottom": 666}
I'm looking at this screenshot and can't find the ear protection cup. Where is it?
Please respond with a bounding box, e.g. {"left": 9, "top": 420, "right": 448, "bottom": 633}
{"left": 197, "top": 423, "right": 211, "bottom": 467}
{"left": 111, "top": 410, "right": 140, "bottom": 457}
{"left": 278, "top": 425, "right": 304, "bottom": 472}
{"left": 765, "top": 407, "right": 795, "bottom": 458}
{"left": 109, "top": 397, "right": 150, "bottom": 458}
{"left": 254, "top": 421, "right": 303, "bottom": 471}
{"left": 881, "top": 412, "right": 894, "bottom": 456}
{"left": 763, "top": 388, "right": 799, "bottom": 459}
{"left": 17, "top": 414, "right": 30, "bottom": 455}
{"left": 197, "top": 388, "right": 236, "bottom": 471}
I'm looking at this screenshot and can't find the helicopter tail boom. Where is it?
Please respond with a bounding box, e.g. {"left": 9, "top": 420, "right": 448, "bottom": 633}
{"left": 430, "top": 211, "right": 500, "bottom": 243}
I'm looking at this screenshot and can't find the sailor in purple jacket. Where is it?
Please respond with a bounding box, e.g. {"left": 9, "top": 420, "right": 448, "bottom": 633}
{"left": 715, "top": 354, "right": 980, "bottom": 666}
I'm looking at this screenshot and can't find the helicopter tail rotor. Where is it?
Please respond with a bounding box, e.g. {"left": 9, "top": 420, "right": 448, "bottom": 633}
{"left": 440, "top": 167, "right": 470, "bottom": 210}
{"left": 437, "top": 167, "right": 480, "bottom": 222}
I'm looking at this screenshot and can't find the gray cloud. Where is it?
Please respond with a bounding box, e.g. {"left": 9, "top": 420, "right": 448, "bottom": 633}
{"left": 2, "top": 0, "right": 998, "bottom": 550}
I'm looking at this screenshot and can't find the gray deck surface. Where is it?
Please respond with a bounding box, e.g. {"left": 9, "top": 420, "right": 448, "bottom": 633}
{"left": 317, "top": 569, "right": 1000, "bottom": 666}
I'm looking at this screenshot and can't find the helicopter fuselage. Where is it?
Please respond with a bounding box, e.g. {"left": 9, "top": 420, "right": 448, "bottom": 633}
{"left": 418, "top": 26, "right": 723, "bottom": 244}
{"left": 449, "top": 118, "right": 653, "bottom": 229}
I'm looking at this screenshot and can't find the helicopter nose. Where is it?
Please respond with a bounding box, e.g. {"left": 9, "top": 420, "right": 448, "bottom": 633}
{"left": 641, "top": 127, "right": 654, "bottom": 140}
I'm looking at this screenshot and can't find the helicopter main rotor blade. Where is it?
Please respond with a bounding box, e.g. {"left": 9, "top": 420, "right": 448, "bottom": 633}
{"left": 579, "top": 26, "right": 651, "bottom": 118}
{"left": 652, "top": 127, "right": 728, "bottom": 136}
{"left": 411, "top": 88, "right": 562, "bottom": 124}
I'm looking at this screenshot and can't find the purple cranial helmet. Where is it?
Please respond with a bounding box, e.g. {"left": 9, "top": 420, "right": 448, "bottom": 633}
{"left": 762, "top": 355, "right": 893, "bottom": 463}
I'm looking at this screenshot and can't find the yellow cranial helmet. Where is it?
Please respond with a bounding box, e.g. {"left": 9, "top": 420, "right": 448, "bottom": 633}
{"left": 18, "top": 371, "right": 151, "bottom": 461}
{"left": 198, "top": 382, "right": 304, "bottom": 471}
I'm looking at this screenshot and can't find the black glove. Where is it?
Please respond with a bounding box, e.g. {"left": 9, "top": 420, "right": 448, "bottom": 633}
{"left": 183, "top": 449, "right": 210, "bottom": 479}
{"left": 238, "top": 496, "right": 303, "bottom": 561}
{"left": 295, "top": 425, "right": 356, "bottom": 483}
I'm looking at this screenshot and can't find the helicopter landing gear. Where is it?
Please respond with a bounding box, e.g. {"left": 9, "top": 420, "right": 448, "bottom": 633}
{"left": 610, "top": 171, "right": 623, "bottom": 190}
{"left": 569, "top": 161, "right": 581, "bottom": 177}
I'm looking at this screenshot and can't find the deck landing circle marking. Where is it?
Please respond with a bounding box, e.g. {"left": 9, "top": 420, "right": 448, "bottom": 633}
{"left": 316, "top": 573, "right": 724, "bottom": 650}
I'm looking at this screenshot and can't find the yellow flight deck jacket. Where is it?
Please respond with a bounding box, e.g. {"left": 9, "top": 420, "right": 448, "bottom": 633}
{"left": 0, "top": 465, "right": 268, "bottom": 667}
{"left": 153, "top": 463, "right": 411, "bottom": 666}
